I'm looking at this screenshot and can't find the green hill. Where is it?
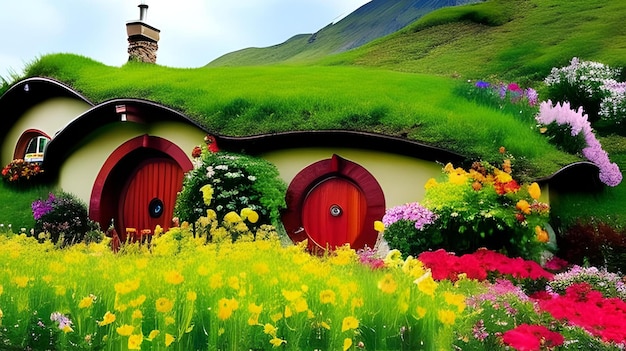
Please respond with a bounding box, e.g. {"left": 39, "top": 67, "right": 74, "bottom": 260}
{"left": 208, "top": 0, "right": 480, "bottom": 67}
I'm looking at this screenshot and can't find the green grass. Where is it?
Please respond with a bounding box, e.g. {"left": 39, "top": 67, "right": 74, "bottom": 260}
{"left": 22, "top": 54, "right": 578, "bottom": 178}
{"left": 0, "top": 182, "right": 54, "bottom": 230}
{"left": 319, "top": 0, "right": 626, "bottom": 84}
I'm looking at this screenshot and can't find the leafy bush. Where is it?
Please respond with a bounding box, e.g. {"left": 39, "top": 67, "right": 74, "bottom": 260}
{"left": 174, "top": 141, "right": 287, "bottom": 230}
{"left": 377, "top": 202, "right": 440, "bottom": 257}
{"left": 556, "top": 220, "right": 626, "bottom": 273}
{"left": 32, "top": 192, "right": 101, "bottom": 246}
{"left": 544, "top": 57, "right": 626, "bottom": 124}
{"left": 421, "top": 150, "right": 552, "bottom": 261}
{"left": 1, "top": 159, "right": 44, "bottom": 187}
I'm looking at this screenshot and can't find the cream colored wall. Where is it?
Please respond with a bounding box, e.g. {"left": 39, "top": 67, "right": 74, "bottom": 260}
{"left": 261, "top": 148, "right": 445, "bottom": 207}
{"left": 2, "top": 97, "right": 90, "bottom": 165}
{"left": 57, "top": 121, "right": 205, "bottom": 204}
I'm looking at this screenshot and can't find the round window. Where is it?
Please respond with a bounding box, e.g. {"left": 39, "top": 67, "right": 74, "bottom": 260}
{"left": 148, "top": 198, "right": 164, "bottom": 218}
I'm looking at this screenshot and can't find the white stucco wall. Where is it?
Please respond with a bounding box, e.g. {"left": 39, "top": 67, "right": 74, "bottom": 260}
{"left": 2, "top": 97, "right": 90, "bottom": 165}
{"left": 261, "top": 148, "right": 445, "bottom": 207}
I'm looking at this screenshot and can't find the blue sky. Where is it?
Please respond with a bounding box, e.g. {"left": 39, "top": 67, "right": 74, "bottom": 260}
{"left": 0, "top": 0, "right": 371, "bottom": 79}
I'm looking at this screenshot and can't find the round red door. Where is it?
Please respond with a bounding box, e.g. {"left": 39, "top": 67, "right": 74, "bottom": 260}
{"left": 119, "top": 158, "right": 184, "bottom": 238}
{"left": 302, "top": 177, "right": 367, "bottom": 249}
{"left": 282, "top": 154, "right": 385, "bottom": 252}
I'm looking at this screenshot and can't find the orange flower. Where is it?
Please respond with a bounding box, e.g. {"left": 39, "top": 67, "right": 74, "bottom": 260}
{"left": 516, "top": 200, "right": 531, "bottom": 215}
{"left": 535, "top": 226, "right": 549, "bottom": 243}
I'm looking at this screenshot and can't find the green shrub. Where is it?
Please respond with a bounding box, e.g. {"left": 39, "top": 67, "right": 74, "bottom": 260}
{"left": 32, "top": 192, "right": 101, "bottom": 246}
{"left": 174, "top": 142, "right": 287, "bottom": 230}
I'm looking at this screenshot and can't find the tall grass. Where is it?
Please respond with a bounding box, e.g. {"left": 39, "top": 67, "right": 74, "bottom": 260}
{"left": 0, "top": 181, "right": 53, "bottom": 230}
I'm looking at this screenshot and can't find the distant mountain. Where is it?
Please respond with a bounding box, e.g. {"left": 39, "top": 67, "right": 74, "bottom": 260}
{"left": 207, "top": 0, "right": 480, "bottom": 67}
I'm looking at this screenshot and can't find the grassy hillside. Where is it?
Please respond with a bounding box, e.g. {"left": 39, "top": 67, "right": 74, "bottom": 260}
{"left": 320, "top": 0, "right": 626, "bottom": 83}
{"left": 208, "top": 0, "right": 475, "bottom": 67}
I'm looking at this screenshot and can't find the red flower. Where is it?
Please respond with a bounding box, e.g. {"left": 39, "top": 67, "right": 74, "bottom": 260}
{"left": 191, "top": 146, "right": 202, "bottom": 158}
{"left": 502, "top": 324, "right": 564, "bottom": 351}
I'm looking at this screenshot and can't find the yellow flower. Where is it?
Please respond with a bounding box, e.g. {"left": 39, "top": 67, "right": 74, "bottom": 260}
{"left": 351, "top": 297, "right": 364, "bottom": 309}
{"left": 374, "top": 220, "right": 385, "bottom": 233}
{"left": 415, "top": 272, "right": 438, "bottom": 297}
{"left": 384, "top": 249, "right": 403, "bottom": 268}
{"left": 319, "top": 289, "right": 336, "bottom": 305}
{"left": 99, "top": 311, "right": 116, "bottom": 326}
{"left": 281, "top": 289, "right": 302, "bottom": 302}
{"left": 13, "top": 276, "right": 30, "bottom": 288}
{"left": 200, "top": 184, "right": 213, "bottom": 206}
{"left": 187, "top": 291, "right": 197, "bottom": 302}
{"left": 55, "top": 285, "right": 66, "bottom": 296}
{"left": 165, "top": 316, "right": 175, "bottom": 325}
{"left": 165, "top": 333, "right": 175, "bottom": 347}
{"left": 155, "top": 297, "right": 174, "bottom": 313}
{"left": 516, "top": 200, "right": 531, "bottom": 215}
{"left": 217, "top": 298, "right": 238, "bottom": 321}
{"left": 154, "top": 224, "right": 164, "bottom": 236}
{"left": 128, "top": 334, "right": 143, "bottom": 350}
{"left": 438, "top": 309, "right": 457, "bottom": 325}
{"left": 343, "top": 338, "right": 353, "bottom": 351}
{"left": 341, "top": 316, "right": 359, "bottom": 332}
{"left": 130, "top": 295, "right": 146, "bottom": 307}
{"left": 424, "top": 177, "right": 438, "bottom": 190}
{"left": 377, "top": 273, "right": 397, "bottom": 294}
{"left": 206, "top": 209, "right": 217, "bottom": 221}
{"left": 164, "top": 270, "right": 184, "bottom": 285}
{"left": 535, "top": 226, "right": 549, "bottom": 243}
{"left": 416, "top": 306, "right": 427, "bottom": 319}
{"left": 294, "top": 297, "right": 308, "bottom": 313}
{"left": 270, "top": 312, "right": 283, "bottom": 323}
{"left": 132, "top": 309, "right": 143, "bottom": 320}
{"left": 114, "top": 279, "right": 140, "bottom": 295}
{"left": 240, "top": 208, "right": 259, "bottom": 223}
{"left": 284, "top": 305, "right": 293, "bottom": 318}
{"left": 61, "top": 324, "right": 74, "bottom": 333}
{"left": 528, "top": 182, "right": 541, "bottom": 200}
{"left": 209, "top": 273, "right": 223, "bottom": 289}
{"left": 224, "top": 211, "right": 242, "bottom": 223}
{"left": 269, "top": 337, "right": 286, "bottom": 347}
{"left": 228, "top": 276, "right": 240, "bottom": 290}
{"left": 148, "top": 330, "right": 160, "bottom": 340}
{"left": 248, "top": 302, "right": 263, "bottom": 314}
{"left": 263, "top": 323, "right": 278, "bottom": 336}
{"left": 116, "top": 324, "right": 134, "bottom": 336}
{"left": 443, "top": 292, "right": 466, "bottom": 313}
{"left": 78, "top": 296, "right": 93, "bottom": 309}
{"left": 494, "top": 169, "right": 513, "bottom": 183}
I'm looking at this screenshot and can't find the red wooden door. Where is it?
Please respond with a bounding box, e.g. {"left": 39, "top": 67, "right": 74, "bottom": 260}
{"left": 119, "top": 158, "right": 184, "bottom": 238}
{"left": 302, "top": 177, "right": 367, "bottom": 249}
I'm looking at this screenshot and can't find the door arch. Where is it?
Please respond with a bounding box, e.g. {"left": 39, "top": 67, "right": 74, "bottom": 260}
{"left": 282, "top": 154, "right": 385, "bottom": 252}
{"left": 90, "top": 135, "right": 193, "bottom": 238}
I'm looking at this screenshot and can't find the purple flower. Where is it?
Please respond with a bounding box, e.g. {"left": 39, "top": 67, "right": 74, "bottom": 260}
{"left": 536, "top": 100, "right": 622, "bottom": 186}
{"left": 475, "top": 80, "right": 490, "bottom": 89}
{"left": 525, "top": 88, "right": 539, "bottom": 106}
{"left": 381, "top": 202, "right": 437, "bottom": 230}
{"left": 32, "top": 193, "right": 55, "bottom": 220}
{"left": 472, "top": 320, "right": 489, "bottom": 341}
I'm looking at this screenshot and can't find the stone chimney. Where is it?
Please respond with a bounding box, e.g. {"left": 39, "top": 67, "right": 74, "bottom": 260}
{"left": 126, "top": 1, "right": 160, "bottom": 63}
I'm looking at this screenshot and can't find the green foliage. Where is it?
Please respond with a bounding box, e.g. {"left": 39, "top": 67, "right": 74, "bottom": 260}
{"left": 422, "top": 158, "right": 552, "bottom": 261}
{"left": 32, "top": 192, "right": 101, "bottom": 246}
{"left": 174, "top": 146, "right": 287, "bottom": 229}
{"left": 411, "top": 0, "right": 515, "bottom": 31}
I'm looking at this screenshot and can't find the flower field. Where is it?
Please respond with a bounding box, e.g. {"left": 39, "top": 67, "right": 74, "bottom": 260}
{"left": 2, "top": 227, "right": 626, "bottom": 351}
